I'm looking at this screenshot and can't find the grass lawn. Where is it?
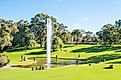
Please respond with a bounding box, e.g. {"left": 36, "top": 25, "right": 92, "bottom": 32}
{"left": 1, "top": 44, "right": 121, "bottom": 80}
{"left": 1, "top": 64, "right": 121, "bottom": 80}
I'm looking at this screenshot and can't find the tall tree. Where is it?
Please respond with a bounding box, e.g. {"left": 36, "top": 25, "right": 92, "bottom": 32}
{"left": 30, "top": 13, "right": 49, "bottom": 47}
{"left": 0, "top": 19, "right": 18, "bottom": 51}
{"left": 51, "top": 34, "right": 64, "bottom": 51}
{"left": 71, "top": 29, "right": 82, "bottom": 44}
{"left": 58, "top": 23, "right": 71, "bottom": 43}
{"left": 115, "top": 19, "right": 121, "bottom": 42}
{"left": 83, "top": 31, "right": 93, "bottom": 42}
{"left": 96, "top": 24, "right": 120, "bottom": 46}
{"left": 31, "top": 13, "right": 65, "bottom": 50}
{"left": 13, "top": 20, "right": 36, "bottom": 48}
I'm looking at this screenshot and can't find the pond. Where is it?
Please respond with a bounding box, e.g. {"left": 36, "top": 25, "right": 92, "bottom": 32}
{"left": 30, "top": 57, "right": 85, "bottom": 68}
{"left": 11, "top": 57, "right": 86, "bottom": 69}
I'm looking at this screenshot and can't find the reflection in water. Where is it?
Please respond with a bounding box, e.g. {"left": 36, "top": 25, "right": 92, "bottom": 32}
{"left": 32, "top": 57, "right": 85, "bottom": 68}
{"left": 11, "top": 57, "right": 85, "bottom": 68}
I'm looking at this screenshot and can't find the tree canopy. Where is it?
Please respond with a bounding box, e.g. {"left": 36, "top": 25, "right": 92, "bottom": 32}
{"left": 0, "top": 13, "right": 121, "bottom": 52}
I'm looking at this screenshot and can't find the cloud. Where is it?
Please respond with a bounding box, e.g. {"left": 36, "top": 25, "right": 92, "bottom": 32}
{"left": 73, "top": 24, "right": 81, "bottom": 29}
{"left": 74, "top": 24, "right": 80, "bottom": 27}
{"left": 83, "top": 17, "right": 88, "bottom": 21}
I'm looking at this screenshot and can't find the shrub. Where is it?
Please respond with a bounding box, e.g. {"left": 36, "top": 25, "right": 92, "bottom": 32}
{"left": 0, "top": 53, "right": 10, "bottom": 67}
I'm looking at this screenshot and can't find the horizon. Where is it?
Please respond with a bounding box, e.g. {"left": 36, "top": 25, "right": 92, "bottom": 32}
{"left": 0, "top": 0, "right": 121, "bottom": 33}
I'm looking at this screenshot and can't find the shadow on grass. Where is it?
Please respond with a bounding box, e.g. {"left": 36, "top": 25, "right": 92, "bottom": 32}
{"left": 25, "top": 51, "right": 46, "bottom": 55}
{"left": 6, "top": 47, "right": 41, "bottom": 52}
{"left": 63, "top": 45, "right": 74, "bottom": 48}
{"left": 71, "top": 46, "right": 121, "bottom": 53}
{"left": 107, "top": 61, "right": 121, "bottom": 64}
{"left": 115, "top": 49, "right": 121, "bottom": 52}
{"left": 84, "top": 54, "right": 121, "bottom": 64}
{"left": 6, "top": 47, "right": 26, "bottom": 52}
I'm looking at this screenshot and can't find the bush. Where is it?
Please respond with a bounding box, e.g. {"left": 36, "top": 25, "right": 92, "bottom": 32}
{"left": 0, "top": 53, "right": 10, "bottom": 67}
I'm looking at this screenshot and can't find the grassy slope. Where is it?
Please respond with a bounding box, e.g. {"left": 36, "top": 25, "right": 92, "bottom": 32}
{"left": 1, "top": 44, "right": 121, "bottom": 80}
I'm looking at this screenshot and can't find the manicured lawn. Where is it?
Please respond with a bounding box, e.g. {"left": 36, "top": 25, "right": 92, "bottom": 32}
{"left": 0, "top": 64, "right": 121, "bottom": 80}
{"left": 1, "top": 44, "right": 121, "bottom": 80}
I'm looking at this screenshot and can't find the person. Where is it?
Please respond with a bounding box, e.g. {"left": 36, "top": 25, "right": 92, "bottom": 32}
{"left": 38, "top": 66, "right": 41, "bottom": 70}
{"left": 33, "top": 57, "right": 36, "bottom": 62}
{"left": 89, "top": 63, "right": 91, "bottom": 66}
{"left": 20, "top": 55, "right": 23, "bottom": 61}
{"left": 56, "top": 55, "right": 58, "bottom": 61}
{"left": 76, "top": 60, "right": 79, "bottom": 65}
{"left": 32, "top": 67, "right": 34, "bottom": 71}
{"left": 23, "top": 56, "right": 26, "bottom": 61}
{"left": 41, "top": 65, "right": 44, "bottom": 70}
{"left": 35, "top": 67, "right": 38, "bottom": 70}
{"left": 78, "top": 54, "right": 80, "bottom": 58}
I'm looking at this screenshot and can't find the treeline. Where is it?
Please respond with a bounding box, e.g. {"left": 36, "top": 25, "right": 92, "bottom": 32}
{"left": 96, "top": 20, "right": 121, "bottom": 46}
{"left": 0, "top": 13, "right": 121, "bottom": 52}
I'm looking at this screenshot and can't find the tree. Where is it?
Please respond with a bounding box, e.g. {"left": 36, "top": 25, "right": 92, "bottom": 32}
{"left": 52, "top": 35, "right": 64, "bottom": 51}
{"left": 58, "top": 23, "right": 71, "bottom": 43}
{"left": 0, "top": 19, "right": 18, "bottom": 51}
{"left": 0, "top": 53, "right": 10, "bottom": 67}
{"left": 13, "top": 20, "right": 36, "bottom": 48}
{"left": 71, "top": 29, "right": 82, "bottom": 44}
{"left": 82, "top": 31, "right": 93, "bottom": 43}
{"left": 31, "top": 13, "right": 66, "bottom": 51}
{"left": 96, "top": 24, "right": 120, "bottom": 46}
{"left": 30, "top": 13, "right": 49, "bottom": 47}
{"left": 92, "top": 34, "right": 99, "bottom": 44}
{"left": 115, "top": 19, "right": 121, "bottom": 43}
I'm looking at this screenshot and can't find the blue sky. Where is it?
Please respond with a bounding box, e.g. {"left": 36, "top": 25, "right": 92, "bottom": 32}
{"left": 0, "top": 0, "right": 121, "bottom": 33}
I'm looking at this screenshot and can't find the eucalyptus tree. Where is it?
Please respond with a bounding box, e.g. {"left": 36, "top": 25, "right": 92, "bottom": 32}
{"left": 50, "top": 17, "right": 65, "bottom": 50}
{"left": 30, "top": 13, "right": 49, "bottom": 47}
{"left": 115, "top": 19, "right": 121, "bottom": 42}
{"left": 96, "top": 24, "right": 120, "bottom": 46}
{"left": 83, "top": 31, "right": 93, "bottom": 42}
{"left": 57, "top": 23, "right": 71, "bottom": 43}
{"left": 51, "top": 34, "right": 64, "bottom": 51}
{"left": 92, "top": 34, "right": 99, "bottom": 44}
{"left": 71, "top": 29, "right": 82, "bottom": 44}
{"left": 60, "top": 30, "right": 72, "bottom": 43}
{"left": 13, "top": 20, "right": 36, "bottom": 48}
{"left": 30, "top": 13, "right": 64, "bottom": 50}
{"left": 0, "top": 19, "right": 18, "bottom": 51}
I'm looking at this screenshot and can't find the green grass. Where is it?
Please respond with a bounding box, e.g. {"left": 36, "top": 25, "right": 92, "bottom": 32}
{"left": 1, "top": 44, "right": 121, "bottom": 80}
{"left": 1, "top": 64, "right": 121, "bottom": 80}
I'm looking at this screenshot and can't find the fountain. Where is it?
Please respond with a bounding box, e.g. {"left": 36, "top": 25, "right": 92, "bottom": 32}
{"left": 46, "top": 18, "right": 52, "bottom": 68}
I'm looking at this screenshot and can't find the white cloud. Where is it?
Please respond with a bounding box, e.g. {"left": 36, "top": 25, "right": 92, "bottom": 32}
{"left": 83, "top": 17, "right": 88, "bottom": 21}
{"left": 73, "top": 23, "right": 81, "bottom": 29}
{"left": 74, "top": 24, "right": 80, "bottom": 27}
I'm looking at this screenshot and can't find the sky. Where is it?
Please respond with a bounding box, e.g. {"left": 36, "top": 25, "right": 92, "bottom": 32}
{"left": 0, "top": 0, "right": 121, "bottom": 33}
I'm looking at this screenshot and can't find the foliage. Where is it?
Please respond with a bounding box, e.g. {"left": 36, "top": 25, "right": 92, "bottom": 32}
{"left": 0, "top": 19, "right": 18, "bottom": 51}
{"left": 71, "top": 29, "right": 82, "bottom": 44}
{"left": 115, "top": 19, "right": 121, "bottom": 43}
{"left": 82, "top": 31, "right": 98, "bottom": 43}
{"left": 0, "top": 53, "right": 10, "bottom": 67}
{"left": 96, "top": 24, "right": 120, "bottom": 46}
{"left": 0, "top": 13, "right": 121, "bottom": 52}
{"left": 13, "top": 20, "right": 36, "bottom": 48}
{"left": 30, "top": 13, "right": 67, "bottom": 50}
{"left": 30, "top": 13, "right": 49, "bottom": 47}
{"left": 52, "top": 35, "right": 64, "bottom": 51}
